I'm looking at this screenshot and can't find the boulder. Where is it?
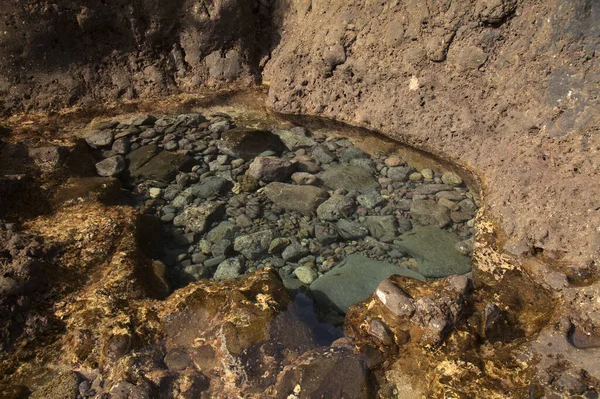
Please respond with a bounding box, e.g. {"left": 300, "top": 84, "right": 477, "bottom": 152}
{"left": 95, "top": 155, "right": 125, "bottom": 177}
{"left": 130, "top": 151, "right": 194, "bottom": 181}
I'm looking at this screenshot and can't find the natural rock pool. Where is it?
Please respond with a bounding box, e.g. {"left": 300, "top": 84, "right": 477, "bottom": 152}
{"left": 84, "top": 108, "right": 479, "bottom": 326}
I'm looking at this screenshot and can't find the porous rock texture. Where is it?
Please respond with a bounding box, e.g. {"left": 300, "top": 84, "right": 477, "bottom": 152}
{"left": 264, "top": 0, "right": 600, "bottom": 268}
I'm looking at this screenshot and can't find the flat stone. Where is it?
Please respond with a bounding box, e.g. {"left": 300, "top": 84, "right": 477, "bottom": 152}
{"left": 438, "top": 197, "right": 460, "bottom": 211}
{"left": 234, "top": 230, "right": 274, "bottom": 260}
{"left": 450, "top": 211, "right": 472, "bottom": 223}
{"left": 320, "top": 165, "right": 378, "bottom": 193}
{"left": 86, "top": 131, "right": 114, "bottom": 148}
{"left": 269, "top": 237, "right": 291, "bottom": 254}
{"left": 396, "top": 225, "right": 472, "bottom": 278}
{"left": 310, "top": 254, "right": 424, "bottom": 313}
{"left": 218, "top": 128, "right": 286, "bottom": 160}
{"left": 356, "top": 190, "right": 384, "bottom": 209}
{"left": 126, "top": 144, "right": 159, "bottom": 170}
{"left": 247, "top": 156, "right": 296, "bottom": 182}
{"left": 130, "top": 151, "right": 194, "bottom": 181}
{"left": 206, "top": 221, "right": 238, "bottom": 243}
{"left": 190, "top": 177, "right": 231, "bottom": 199}
{"left": 421, "top": 169, "right": 434, "bottom": 179}
{"left": 387, "top": 166, "right": 413, "bottom": 182}
{"left": 282, "top": 242, "right": 309, "bottom": 262}
{"left": 213, "top": 257, "right": 244, "bottom": 281}
{"left": 316, "top": 194, "right": 355, "bottom": 221}
{"left": 295, "top": 266, "right": 318, "bottom": 284}
{"left": 339, "top": 146, "right": 368, "bottom": 162}
{"left": 264, "top": 182, "right": 329, "bottom": 215}
{"left": 436, "top": 190, "right": 464, "bottom": 201}
{"left": 363, "top": 216, "right": 398, "bottom": 243}
{"left": 112, "top": 137, "right": 130, "bottom": 154}
{"left": 335, "top": 219, "right": 369, "bottom": 240}
{"left": 458, "top": 198, "right": 477, "bottom": 215}
{"left": 410, "top": 199, "right": 451, "bottom": 227}
{"left": 384, "top": 157, "right": 403, "bottom": 167}
{"left": 173, "top": 202, "right": 226, "bottom": 234}
{"left": 273, "top": 129, "right": 317, "bottom": 150}
{"left": 132, "top": 114, "right": 157, "bottom": 126}
{"left": 95, "top": 155, "right": 125, "bottom": 177}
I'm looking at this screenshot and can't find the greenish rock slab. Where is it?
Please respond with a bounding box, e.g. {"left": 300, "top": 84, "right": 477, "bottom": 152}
{"left": 396, "top": 225, "right": 472, "bottom": 278}
{"left": 309, "top": 254, "right": 424, "bottom": 313}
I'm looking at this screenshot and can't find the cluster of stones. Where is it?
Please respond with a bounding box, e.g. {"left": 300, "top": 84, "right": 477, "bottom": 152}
{"left": 85, "top": 113, "right": 478, "bottom": 291}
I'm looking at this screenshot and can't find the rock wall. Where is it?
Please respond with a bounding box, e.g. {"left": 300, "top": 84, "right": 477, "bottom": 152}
{"left": 0, "top": 0, "right": 274, "bottom": 114}
{"left": 264, "top": 0, "right": 600, "bottom": 268}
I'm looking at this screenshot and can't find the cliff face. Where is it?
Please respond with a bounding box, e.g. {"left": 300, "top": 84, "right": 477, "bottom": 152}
{"left": 0, "top": 0, "right": 273, "bottom": 114}
{"left": 263, "top": 0, "right": 600, "bottom": 268}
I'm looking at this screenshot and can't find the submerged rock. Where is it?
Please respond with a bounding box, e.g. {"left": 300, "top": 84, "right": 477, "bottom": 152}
{"left": 320, "top": 164, "right": 379, "bottom": 193}
{"left": 396, "top": 226, "right": 472, "bottom": 278}
{"left": 310, "top": 254, "right": 424, "bottom": 313}
{"left": 264, "top": 182, "right": 329, "bottom": 214}
{"left": 218, "top": 128, "right": 286, "bottom": 160}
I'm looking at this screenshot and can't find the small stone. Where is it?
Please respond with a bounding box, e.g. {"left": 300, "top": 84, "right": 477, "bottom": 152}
{"left": 455, "top": 238, "right": 474, "bottom": 255}
{"left": 234, "top": 230, "right": 273, "bottom": 260}
{"left": 273, "top": 128, "right": 317, "bottom": 150}
{"left": 458, "top": 199, "right": 477, "bottom": 215}
{"left": 314, "top": 224, "right": 339, "bottom": 244}
{"left": 316, "top": 194, "right": 355, "bottom": 221}
{"left": 375, "top": 279, "right": 415, "bottom": 317}
{"left": 436, "top": 191, "right": 464, "bottom": 201}
{"left": 291, "top": 172, "right": 318, "bottom": 185}
{"left": 190, "top": 177, "right": 231, "bottom": 199}
{"left": 409, "top": 172, "right": 423, "bottom": 181}
{"left": 414, "top": 184, "right": 452, "bottom": 195}
{"left": 410, "top": 200, "right": 451, "bottom": 227}
{"left": 269, "top": 237, "right": 291, "bottom": 254}
{"left": 339, "top": 146, "right": 368, "bottom": 162}
{"left": 235, "top": 214, "right": 253, "bottom": 228}
{"left": 264, "top": 183, "right": 329, "bottom": 215}
{"left": 132, "top": 114, "right": 157, "bottom": 126}
{"left": 294, "top": 266, "right": 318, "bottom": 284}
{"left": 247, "top": 156, "right": 296, "bottom": 182}
{"left": 384, "top": 157, "right": 402, "bottom": 167}
{"left": 173, "top": 202, "right": 226, "bottom": 233}
{"left": 320, "top": 164, "right": 378, "bottom": 193}
{"left": 213, "top": 257, "right": 244, "bottom": 281}
{"left": 335, "top": 219, "right": 369, "bottom": 240}
{"left": 86, "top": 131, "right": 114, "bottom": 148}
{"left": 387, "top": 166, "right": 413, "bottom": 182}
{"left": 357, "top": 190, "right": 384, "bottom": 209}
{"left": 438, "top": 197, "right": 460, "bottom": 211}
{"left": 282, "top": 242, "right": 309, "bottom": 262}
{"left": 218, "top": 128, "right": 286, "bottom": 160}
{"left": 95, "top": 155, "right": 125, "bottom": 177}
{"left": 441, "top": 172, "right": 463, "bottom": 186}
{"left": 206, "top": 221, "right": 238, "bottom": 243}
{"left": 363, "top": 216, "right": 398, "bottom": 243}
{"left": 421, "top": 169, "right": 434, "bottom": 179}
{"left": 148, "top": 187, "right": 162, "bottom": 199}
{"left": 164, "top": 140, "right": 179, "bottom": 151}
{"left": 204, "top": 255, "right": 227, "bottom": 268}
{"left": 211, "top": 239, "right": 233, "bottom": 257}
{"left": 161, "top": 213, "right": 175, "bottom": 223}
